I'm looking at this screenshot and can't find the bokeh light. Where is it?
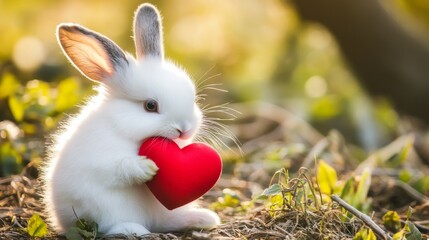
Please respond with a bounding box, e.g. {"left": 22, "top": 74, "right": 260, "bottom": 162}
{"left": 13, "top": 36, "right": 46, "bottom": 72}
{"left": 305, "top": 75, "right": 327, "bottom": 98}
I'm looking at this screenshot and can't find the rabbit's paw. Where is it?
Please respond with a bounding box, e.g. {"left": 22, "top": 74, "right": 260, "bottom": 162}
{"left": 117, "top": 156, "right": 158, "bottom": 185}
{"left": 183, "top": 209, "right": 220, "bottom": 229}
{"left": 105, "top": 222, "right": 150, "bottom": 236}
{"left": 136, "top": 156, "right": 159, "bottom": 183}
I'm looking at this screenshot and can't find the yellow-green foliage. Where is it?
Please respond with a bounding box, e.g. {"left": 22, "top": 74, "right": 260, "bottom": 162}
{"left": 0, "top": 73, "right": 85, "bottom": 176}
{"left": 26, "top": 214, "right": 48, "bottom": 238}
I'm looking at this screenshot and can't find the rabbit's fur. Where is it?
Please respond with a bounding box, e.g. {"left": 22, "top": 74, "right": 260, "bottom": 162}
{"left": 42, "top": 3, "right": 220, "bottom": 236}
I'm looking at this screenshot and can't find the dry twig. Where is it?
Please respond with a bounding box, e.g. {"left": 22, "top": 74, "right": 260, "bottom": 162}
{"left": 331, "top": 195, "right": 391, "bottom": 240}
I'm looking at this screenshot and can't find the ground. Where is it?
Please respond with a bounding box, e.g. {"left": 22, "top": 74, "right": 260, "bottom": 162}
{"left": 1, "top": 106, "right": 429, "bottom": 239}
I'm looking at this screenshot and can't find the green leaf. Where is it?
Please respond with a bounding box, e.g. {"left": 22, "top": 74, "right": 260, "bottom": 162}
{"left": 405, "top": 222, "right": 422, "bottom": 240}
{"left": 8, "top": 96, "right": 24, "bottom": 122}
{"left": 65, "top": 227, "right": 82, "bottom": 240}
{"left": 76, "top": 218, "right": 96, "bottom": 232}
{"left": 76, "top": 219, "right": 88, "bottom": 231}
{"left": 262, "top": 183, "right": 282, "bottom": 196}
{"left": 25, "top": 79, "right": 51, "bottom": 100}
{"left": 353, "top": 227, "right": 376, "bottom": 240}
{"left": 0, "top": 141, "right": 23, "bottom": 176}
{"left": 385, "top": 137, "right": 414, "bottom": 167}
{"left": 71, "top": 218, "right": 99, "bottom": 240}
{"left": 367, "top": 229, "right": 377, "bottom": 240}
{"left": 0, "top": 73, "right": 20, "bottom": 99}
{"left": 268, "top": 194, "right": 284, "bottom": 216}
{"left": 352, "top": 168, "right": 372, "bottom": 210}
{"left": 317, "top": 160, "right": 337, "bottom": 195}
{"left": 26, "top": 214, "right": 48, "bottom": 237}
{"left": 382, "top": 211, "right": 401, "bottom": 232}
{"left": 399, "top": 170, "right": 412, "bottom": 183}
{"left": 398, "top": 138, "right": 413, "bottom": 164}
{"left": 340, "top": 177, "right": 354, "bottom": 200}
{"left": 79, "top": 229, "right": 96, "bottom": 239}
{"left": 393, "top": 229, "right": 406, "bottom": 240}
{"left": 295, "top": 188, "right": 304, "bottom": 205}
{"left": 406, "top": 207, "right": 413, "bottom": 220}
{"left": 91, "top": 226, "right": 99, "bottom": 239}
{"left": 412, "top": 176, "right": 429, "bottom": 193}
{"left": 220, "top": 189, "right": 240, "bottom": 207}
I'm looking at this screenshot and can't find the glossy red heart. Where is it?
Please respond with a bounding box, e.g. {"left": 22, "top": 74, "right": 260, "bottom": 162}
{"left": 138, "top": 137, "right": 222, "bottom": 210}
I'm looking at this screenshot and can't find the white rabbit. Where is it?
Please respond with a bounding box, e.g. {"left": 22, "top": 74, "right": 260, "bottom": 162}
{"left": 42, "top": 3, "right": 220, "bottom": 236}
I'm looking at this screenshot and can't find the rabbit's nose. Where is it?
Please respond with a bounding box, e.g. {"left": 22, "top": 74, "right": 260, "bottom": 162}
{"left": 176, "top": 127, "right": 193, "bottom": 139}
{"left": 174, "top": 121, "right": 193, "bottom": 139}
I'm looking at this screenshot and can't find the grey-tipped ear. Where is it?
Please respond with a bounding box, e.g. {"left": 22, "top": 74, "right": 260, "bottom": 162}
{"left": 57, "top": 24, "right": 127, "bottom": 82}
{"left": 133, "top": 3, "right": 164, "bottom": 59}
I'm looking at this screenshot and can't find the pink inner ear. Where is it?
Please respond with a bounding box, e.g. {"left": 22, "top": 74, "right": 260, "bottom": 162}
{"left": 59, "top": 28, "right": 114, "bottom": 81}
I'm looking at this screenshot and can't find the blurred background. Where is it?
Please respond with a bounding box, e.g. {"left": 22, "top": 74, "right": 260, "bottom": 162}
{"left": 1, "top": 0, "right": 429, "bottom": 176}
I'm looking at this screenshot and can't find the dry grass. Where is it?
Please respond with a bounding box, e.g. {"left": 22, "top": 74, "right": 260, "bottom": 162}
{"left": 0, "top": 173, "right": 361, "bottom": 240}
{"left": 1, "top": 104, "right": 429, "bottom": 239}
{"left": 3, "top": 171, "right": 427, "bottom": 240}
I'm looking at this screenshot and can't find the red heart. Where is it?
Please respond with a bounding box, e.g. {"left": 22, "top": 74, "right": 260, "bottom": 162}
{"left": 138, "top": 137, "right": 222, "bottom": 210}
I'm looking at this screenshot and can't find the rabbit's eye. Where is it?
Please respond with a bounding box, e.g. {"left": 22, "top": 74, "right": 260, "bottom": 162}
{"left": 144, "top": 99, "right": 158, "bottom": 113}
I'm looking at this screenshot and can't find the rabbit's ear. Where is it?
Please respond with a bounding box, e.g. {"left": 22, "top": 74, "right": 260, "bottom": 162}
{"left": 133, "top": 3, "right": 164, "bottom": 59}
{"left": 57, "top": 24, "right": 127, "bottom": 82}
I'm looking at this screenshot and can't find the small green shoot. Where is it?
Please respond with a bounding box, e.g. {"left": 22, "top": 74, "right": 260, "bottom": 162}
{"left": 65, "top": 208, "right": 100, "bottom": 240}
{"left": 393, "top": 229, "right": 406, "bottom": 240}
{"left": 211, "top": 188, "right": 252, "bottom": 214}
{"left": 65, "top": 218, "right": 99, "bottom": 240}
{"left": 385, "top": 137, "right": 414, "bottom": 168}
{"left": 351, "top": 168, "right": 372, "bottom": 212}
{"left": 382, "top": 211, "right": 401, "bottom": 233}
{"left": 388, "top": 207, "right": 423, "bottom": 240}
{"left": 317, "top": 160, "right": 337, "bottom": 195}
{"left": 258, "top": 167, "right": 322, "bottom": 218}
{"left": 353, "top": 227, "right": 376, "bottom": 240}
{"left": 216, "top": 188, "right": 241, "bottom": 208}
{"left": 338, "top": 168, "right": 372, "bottom": 213}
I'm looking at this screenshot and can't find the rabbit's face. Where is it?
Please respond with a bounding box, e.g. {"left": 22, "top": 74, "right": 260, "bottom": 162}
{"left": 56, "top": 4, "right": 203, "bottom": 143}
{"left": 103, "top": 57, "right": 202, "bottom": 142}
